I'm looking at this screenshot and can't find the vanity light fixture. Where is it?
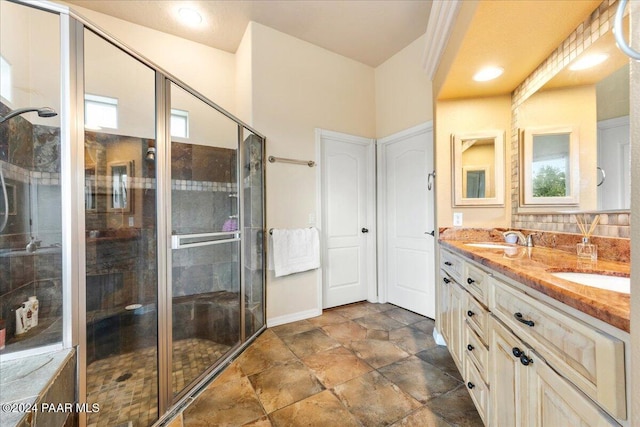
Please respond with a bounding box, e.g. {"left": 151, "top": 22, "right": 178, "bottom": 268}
{"left": 178, "top": 7, "right": 203, "bottom": 27}
{"left": 569, "top": 53, "right": 608, "bottom": 71}
{"left": 472, "top": 66, "right": 504, "bottom": 82}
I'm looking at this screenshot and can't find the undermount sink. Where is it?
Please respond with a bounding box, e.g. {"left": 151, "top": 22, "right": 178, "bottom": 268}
{"left": 550, "top": 272, "right": 630, "bottom": 294}
{"left": 465, "top": 242, "right": 515, "bottom": 249}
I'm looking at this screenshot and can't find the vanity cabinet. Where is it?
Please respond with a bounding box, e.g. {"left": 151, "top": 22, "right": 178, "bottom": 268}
{"left": 490, "top": 317, "right": 619, "bottom": 427}
{"left": 440, "top": 250, "right": 490, "bottom": 425}
{"left": 438, "top": 247, "right": 627, "bottom": 427}
{"left": 491, "top": 278, "right": 626, "bottom": 420}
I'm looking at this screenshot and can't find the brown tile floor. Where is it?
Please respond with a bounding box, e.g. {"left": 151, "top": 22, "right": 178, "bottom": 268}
{"left": 181, "top": 302, "right": 484, "bottom": 426}
{"left": 87, "top": 338, "right": 230, "bottom": 427}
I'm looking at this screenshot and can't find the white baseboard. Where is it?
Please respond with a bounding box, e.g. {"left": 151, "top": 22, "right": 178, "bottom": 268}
{"left": 433, "top": 327, "right": 447, "bottom": 346}
{"left": 266, "top": 308, "right": 322, "bottom": 328}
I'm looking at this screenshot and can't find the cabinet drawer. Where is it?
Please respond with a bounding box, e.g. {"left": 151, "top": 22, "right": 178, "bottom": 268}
{"left": 463, "top": 263, "right": 489, "bottom": 306}
{"left": 465, "top": 355, "right": 489, "bottom": 426}
{"left": 464, "top": 294, "right": 489, "bottom": 345}
{"left": 441, "top": 250, "right": 463, "bottom": 283}
{"left": 465, "top": 323, "right": 488, "bottom": 384}
{"left": 490, "top": 277, "right": 626, "bottom": 419}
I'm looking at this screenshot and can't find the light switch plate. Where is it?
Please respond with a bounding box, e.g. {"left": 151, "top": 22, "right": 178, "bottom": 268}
{"left": 453, "top": 212, "right": 463, "bottom": 227}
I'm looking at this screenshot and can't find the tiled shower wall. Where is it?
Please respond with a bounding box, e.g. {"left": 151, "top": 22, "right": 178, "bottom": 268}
{"left": 171, "top": 142, "right": 239, "bottom": 298}
{"left": 510, "top": 0, "right": 630, "bottom": 238}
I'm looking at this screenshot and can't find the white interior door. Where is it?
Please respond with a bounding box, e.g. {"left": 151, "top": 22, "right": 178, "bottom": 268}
{"left": 378, "top": 123, "right": 435, "bottom": 318}
{"left": 318, "top": 130, "right": 376, "bottom": 309}
{"left": 598, "top": 116, "right": 630, "bottom": 210}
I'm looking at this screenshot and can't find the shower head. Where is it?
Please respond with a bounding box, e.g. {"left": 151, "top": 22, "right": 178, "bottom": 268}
{"left": 0, "top": 107, "right": 58, "bottom": 123}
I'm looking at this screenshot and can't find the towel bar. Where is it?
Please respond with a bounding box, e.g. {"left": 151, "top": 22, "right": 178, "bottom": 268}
{"left": 269, "top": 227, "right": 314, "bottom": 235}
{"left": 268, "top": 156, "right": 315, "bottom": 167}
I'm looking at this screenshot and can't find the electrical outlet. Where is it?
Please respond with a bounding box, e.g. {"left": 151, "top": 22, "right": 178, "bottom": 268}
{"left": 308, "top": 213, "right": 316, "bottom": 224}
{"left": 453, "top": 212, "right": 463, "bottom": 227}
{"left": 128, "top": 216, "right": 134, "bottom": 227}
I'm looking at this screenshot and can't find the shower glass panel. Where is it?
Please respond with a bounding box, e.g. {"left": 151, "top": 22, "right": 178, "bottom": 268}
{"left": 83, "top": 30, "right": 159, "bottom": 427}
{"left": 170, "top": 83, "right": 241, "bottom": 398}
{"left": 0, "top": 2, "right": 63, "bottom": 356}
{"left": 242, "top": 129, "right": 265, "bottom": 338}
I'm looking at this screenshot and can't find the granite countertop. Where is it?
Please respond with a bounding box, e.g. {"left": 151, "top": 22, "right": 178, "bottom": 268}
{"left": 439, "top": 239, "right": 630, "bottom": 332}
{"left": 0, "top": 348, "right": 74, "bottom": 426}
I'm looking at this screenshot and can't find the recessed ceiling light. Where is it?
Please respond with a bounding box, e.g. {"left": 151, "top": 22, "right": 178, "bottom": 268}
{"left": 178, "top": 7, "right": 203, "bottom": 26}
{"left": 569, "top": 53, "right": 608, "bottom": 71}
{"left": 473, "top": 66, "right": 504, "bottom": 82}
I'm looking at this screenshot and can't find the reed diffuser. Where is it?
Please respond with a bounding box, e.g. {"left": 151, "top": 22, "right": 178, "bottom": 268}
{"left": 575, "top": 214, "right": 599, "bottom": 261}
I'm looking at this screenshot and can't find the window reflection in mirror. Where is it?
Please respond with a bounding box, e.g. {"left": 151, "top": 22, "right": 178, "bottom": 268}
{"left": 522, "top": 127, "right": 578, "bottom": 205}
{"left": 108, "top": 161, "right": 132, "bottom": 212}
{"left": 453, "top": 131, "right": 504, "bottom": 206}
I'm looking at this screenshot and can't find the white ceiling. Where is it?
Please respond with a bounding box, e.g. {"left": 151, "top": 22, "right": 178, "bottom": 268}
{"left": 64, "top": 0, "right": 432, "bottom": 67}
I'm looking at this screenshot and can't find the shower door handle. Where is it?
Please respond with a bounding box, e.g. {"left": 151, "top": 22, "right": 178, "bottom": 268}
{"left": 171, "top": 231, "right": 241, "bottom": 249}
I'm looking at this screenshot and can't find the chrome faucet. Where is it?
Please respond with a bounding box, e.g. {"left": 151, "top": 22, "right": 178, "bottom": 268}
{"left": 503, "top": 231, "right": 535, "bottom": 247}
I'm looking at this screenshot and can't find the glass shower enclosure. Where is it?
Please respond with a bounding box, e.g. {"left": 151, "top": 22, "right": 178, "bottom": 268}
{"left": 2, "top": 2, "right": 266, "bottom": 426}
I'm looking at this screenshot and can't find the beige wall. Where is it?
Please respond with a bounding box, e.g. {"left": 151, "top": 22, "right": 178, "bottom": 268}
{"left": 248, "top": 22, "right": 376, "bottom": 323}
{"left": 517, "top": 85, "right": 598, "bottom": 211}
{"left": 436, "top": 96, "right": 511, "bottom": 227}
{"left": 235, "top": 23, "right": 253, "bottom": 125}
{"left": 67, "top": 3, "right": 237, "bottom": 115}
{"left": 1, "top": 1, "right": 61, "bottom": 127}
{"left": 375, "top": 34, "right": 433, "bottom": 138}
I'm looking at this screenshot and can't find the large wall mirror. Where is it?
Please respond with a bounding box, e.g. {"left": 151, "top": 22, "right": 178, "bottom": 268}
{"left": 515, "top": 10, "right": 629, "bottom": 213}
{"left": 452, "top": 131, "right": 505, "bottom": 206}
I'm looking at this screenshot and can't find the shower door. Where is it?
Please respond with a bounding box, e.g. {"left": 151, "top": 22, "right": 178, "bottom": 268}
{"left": 83, "top": 29, "right": 159, "bottom": 427}
{"left": 168, "top": 82, "right": 242, "bottom": 399}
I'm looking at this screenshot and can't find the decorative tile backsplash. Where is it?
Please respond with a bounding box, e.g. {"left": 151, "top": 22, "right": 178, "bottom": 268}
{"left": 510, "top": 0, "right": 628, "bottom": 239}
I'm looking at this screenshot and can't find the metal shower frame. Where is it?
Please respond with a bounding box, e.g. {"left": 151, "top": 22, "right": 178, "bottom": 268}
{"left": 8, "top": 1, "right": 268, "bottom": 425}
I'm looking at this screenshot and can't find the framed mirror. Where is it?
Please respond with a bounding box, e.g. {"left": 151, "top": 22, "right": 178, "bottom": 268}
{"left": 521, "top": 126, "right": 579, "bottom": 205}
{"left": 452, "top": 131, "right": 504, "bottom": 206}
{"left": 108, "top": 160, "right": 132, "bottom": 212}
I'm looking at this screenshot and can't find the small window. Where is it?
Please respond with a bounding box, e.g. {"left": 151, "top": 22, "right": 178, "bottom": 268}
{"left": 170, "top": 109, "right": 189, "bottom": 138}
{"left": 1, "top": 55, "right": 12, "bottom": 102}
{"left": 85, "top": 94, "right": 118, "bottom": 129}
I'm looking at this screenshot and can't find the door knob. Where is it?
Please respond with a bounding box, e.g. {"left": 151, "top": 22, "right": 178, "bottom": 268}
{"left": 361, "top": 228, "right": 369, "bottom": 233}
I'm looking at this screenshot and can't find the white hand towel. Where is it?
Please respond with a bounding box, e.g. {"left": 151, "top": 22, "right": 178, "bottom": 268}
{"left": 270, "top": 228, "right": 320, "bottom": 277}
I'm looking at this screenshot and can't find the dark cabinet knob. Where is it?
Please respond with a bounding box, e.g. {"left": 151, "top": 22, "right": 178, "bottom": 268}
{"left": 444, "top": 261, "right": 452, "bottom": 266}
{"left": 467, "top": 344, "right": 474, "bottom": 351}
{"left": 467, "top": 310, "right": 475, "bottom": 317}
{"left": 361, "top": 228, "right": 369, "bottom": 233}
{"left": 520, "top": 354, "right": 533, "bottom": 366}
{"left": 467, "top": 382, "right": 475, "bottom": 389}
{"left": 443, "top": 277, "right": 451, "bottom": 284}
{"left": 467, "top": 277, "right": 475, "bottom": 285}
{"left": 512, "top": 347, "right": 523, "bottom": 358}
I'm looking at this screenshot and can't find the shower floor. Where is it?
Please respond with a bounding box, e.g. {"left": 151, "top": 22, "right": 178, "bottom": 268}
{"left": 87, "top": 338, "right": 231, "bottom": 427}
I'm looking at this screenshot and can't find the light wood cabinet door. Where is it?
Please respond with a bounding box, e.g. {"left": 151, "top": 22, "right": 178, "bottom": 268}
{"left": 438, "top": 271, "right": 451, "bottom": 344}
{"left": 490, "top": 317, "right": 531, "bottom": 427}
{"left": 529, "top": 349, "right": 620, "bottom": 427}
{"left": 449, "top": 280, "right": 465, "bottom": 371}
{"left": 490, "top": 277, "right": 626, "bottom": 419}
